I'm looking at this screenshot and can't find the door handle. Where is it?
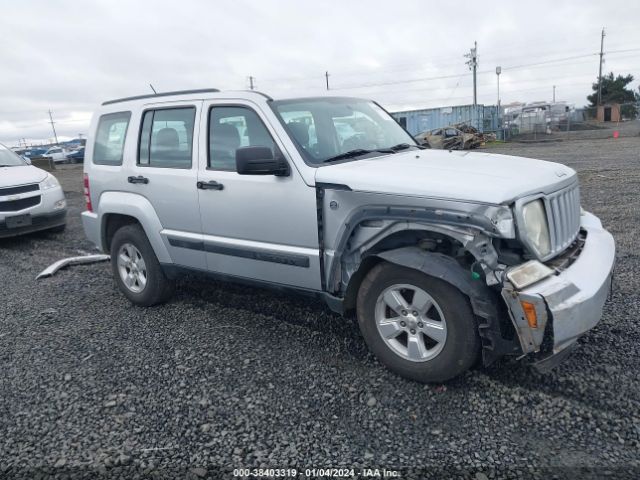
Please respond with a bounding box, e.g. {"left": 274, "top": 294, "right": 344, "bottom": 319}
{"left": 128, "top": 176, "right": 149, "bottom": 184}
{"left": 197, "top": 180, "right": 224, "bottom": 191}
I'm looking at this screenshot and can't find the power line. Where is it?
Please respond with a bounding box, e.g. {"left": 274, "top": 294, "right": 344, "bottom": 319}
{"left": 280, "top": 31, "right": 612, "bottom": 81}
{"left": 607, "top": 47, "right": 640, "bottom": 54}
{"left": 333, "top": 71, "right": 478, "bottom": 90}
{"left": 500, "top": 53, "right": 598, "bottom": 72}
{"left": 331, "top": 50, "right": 624, "bottom": 91}
{"left": 255, "top": 46, "right": 640, "bottom": 92}
{"left": 375, "top": 78, "right": 594, "bottom": 102}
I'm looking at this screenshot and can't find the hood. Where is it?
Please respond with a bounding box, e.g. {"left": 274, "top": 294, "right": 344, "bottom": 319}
{"left": 0, "top": 165, "right": 48, "bottom": 188}
{"left": 315, "top": 149, "right": 576, "bottom": 204}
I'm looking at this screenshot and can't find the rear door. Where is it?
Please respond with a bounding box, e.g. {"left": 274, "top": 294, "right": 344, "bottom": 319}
{"left": 128, "top": 102, "right": 205, "bottom": 269}
{"left": 195, "top": 100, "right": 321, "bottom": 290}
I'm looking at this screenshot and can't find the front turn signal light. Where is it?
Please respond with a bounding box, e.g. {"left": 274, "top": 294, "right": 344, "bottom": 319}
{"left": 521, "top": 301, "right": 538, "bottom": 329}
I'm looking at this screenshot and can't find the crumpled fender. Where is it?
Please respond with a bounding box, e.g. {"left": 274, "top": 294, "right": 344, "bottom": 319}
{"left": 376, "top": 246, "right": 520, "bottom": 364}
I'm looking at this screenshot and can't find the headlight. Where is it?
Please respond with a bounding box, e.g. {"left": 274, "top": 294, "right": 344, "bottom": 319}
{"left": 521, "top": 199, "right": 551, "bottom": 257}
{"left": 39, "top": 173, "right": 60, "bottom": 191}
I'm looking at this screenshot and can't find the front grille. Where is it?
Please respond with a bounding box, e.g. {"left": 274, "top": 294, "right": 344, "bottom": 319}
{"left": 546, "top": 183, "right": 581, "bottom": 256}
{"left": 0, "top": 195, "right": 41, "bottom": 212}
{"left": 0, "top": 183, "right": 39, "bottom": 196}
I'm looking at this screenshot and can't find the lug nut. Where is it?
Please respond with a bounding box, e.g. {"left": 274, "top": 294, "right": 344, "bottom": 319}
{"left": 410, "top": 329, "right": 416, "bottom": 334}
{"left": 412, "top": 311, "right": 418, "bottom": 316}
{"left": 418, "top": 322, "right": 423, "bottom": 328}
{"left": 400, "top": 321, "right": 406, "bottom": 327}
{"left": 401, "top": 310, "right": 408, "bottom": 316}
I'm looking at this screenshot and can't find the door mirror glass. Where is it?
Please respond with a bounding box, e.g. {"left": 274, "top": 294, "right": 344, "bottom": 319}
{"left": 235, "top": 146, "right": 289, "bottom": 176}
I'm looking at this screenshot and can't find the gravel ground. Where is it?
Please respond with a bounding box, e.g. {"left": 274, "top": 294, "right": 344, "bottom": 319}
{"left": 1, "top": 134, "right": 639, "bottom": 479}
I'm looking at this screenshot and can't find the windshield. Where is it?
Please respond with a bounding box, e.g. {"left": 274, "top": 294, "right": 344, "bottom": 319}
{"left": 271, "top": 97, "right": 417, "bottom": 165}
{"left": 0, "top": 144, "right": 27, "bottom": 167}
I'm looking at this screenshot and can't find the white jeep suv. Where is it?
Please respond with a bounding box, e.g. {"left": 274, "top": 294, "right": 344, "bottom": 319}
{"left": 81, "top": 89, "right": 615, "bottom": 382}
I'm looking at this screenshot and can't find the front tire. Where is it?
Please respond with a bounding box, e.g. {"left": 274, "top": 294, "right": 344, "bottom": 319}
{"left": 110, "top": 224, "right": 174, "bottom": 306}
{"left": 357, "top": 262, "right": 480, "bottom": 383}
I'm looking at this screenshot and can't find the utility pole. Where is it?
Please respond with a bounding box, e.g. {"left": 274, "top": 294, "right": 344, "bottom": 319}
{"left": 496, "top": 66, "right": 501, "bottom": 127}
{"left": 48, "top": 110, "right": 59, "bottom": 146}
{"left": 248, "top": 76, "right": 255, "bottom": 90}
{"left": 465, "top": 42, "right": 478, "bottom": 106}
{"left": 553, "top": 85, "right": 556, "bottom": 103}
{"left": 325, "top": 71, "right": 330, "bottom": 91}
{"left": 597, "top": 28, "right": 606, "bottom": 106}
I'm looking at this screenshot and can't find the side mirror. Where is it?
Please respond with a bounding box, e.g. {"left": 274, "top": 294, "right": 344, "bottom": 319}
{"left": 236, "top": 146, "right": 290, "bottom": 176}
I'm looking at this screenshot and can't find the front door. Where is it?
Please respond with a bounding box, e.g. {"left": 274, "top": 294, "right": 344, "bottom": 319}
{"left": 196, "top": 101, "right": 321, "bottom": 290}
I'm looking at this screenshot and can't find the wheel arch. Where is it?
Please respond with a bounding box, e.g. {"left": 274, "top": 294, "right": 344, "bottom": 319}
{"left": 97, "top": 191, "right": 172, "bottom": 263}
{"left": 344, "top": 245, "right": 520, "bottom": 365}
{"left": 103, "top": 213, "right": 139, "bottom": 252}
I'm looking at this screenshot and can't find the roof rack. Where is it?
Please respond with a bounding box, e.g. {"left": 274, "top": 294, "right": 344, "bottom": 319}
{"left": 244, "top": 90, "right": 273, "bottom": 101}
{"left": 102, "top": 88, "right": 221, "bottom": 106}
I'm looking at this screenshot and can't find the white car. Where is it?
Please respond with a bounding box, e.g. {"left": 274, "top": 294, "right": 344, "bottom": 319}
{"left": 82, "top": 90, "right": 614, "bottom": 382}
{"left": 0, "top": 144, "right": 67, "bottom": 237}
{"left": 43, "top": 146, "right": 68, "bottom": 163}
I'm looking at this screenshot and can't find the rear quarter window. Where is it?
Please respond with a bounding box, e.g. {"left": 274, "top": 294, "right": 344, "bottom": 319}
{"left": 93, "top": 111, "right": 131, "bottom": 166}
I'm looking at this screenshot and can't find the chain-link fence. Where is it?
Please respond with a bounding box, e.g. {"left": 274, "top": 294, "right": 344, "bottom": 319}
{"left": 500, "top": 102, "right": 639, "bottom": 141}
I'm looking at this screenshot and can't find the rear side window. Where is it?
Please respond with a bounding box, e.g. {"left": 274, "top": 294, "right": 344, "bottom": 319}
{"left": 138, "top": 107, "right": 195, "bottom": 169}
{"left": 93, "top": 111, "right": 131, "bottom": 165}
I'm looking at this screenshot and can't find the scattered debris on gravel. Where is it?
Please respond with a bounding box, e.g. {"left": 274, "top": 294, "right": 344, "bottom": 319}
{"left": 1, "top": 135, "right": 639, "bottom": 479}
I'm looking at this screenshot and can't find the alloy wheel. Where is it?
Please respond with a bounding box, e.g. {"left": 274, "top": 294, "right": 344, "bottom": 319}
{"left": 374, "top": 284, "right": 448, "bottom": 362}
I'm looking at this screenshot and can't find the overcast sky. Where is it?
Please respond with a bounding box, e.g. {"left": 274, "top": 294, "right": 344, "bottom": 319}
{"left": 1, "top": 0, "right": 638, "bottom": 146}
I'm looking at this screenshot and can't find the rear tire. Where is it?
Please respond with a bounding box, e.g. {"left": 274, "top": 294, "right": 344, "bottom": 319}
{"left": 110, "top": 224, "right": 174, "bottom": 306}
{"left": 357, "top": 262, "right": 480, "bottom": 383}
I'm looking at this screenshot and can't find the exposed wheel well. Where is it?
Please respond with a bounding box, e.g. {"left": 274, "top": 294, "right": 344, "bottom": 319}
{"left": 341, "top": 229, "right": 474, "bottom": 316}
{"left": 103, "top": 214, "right": 141, "bottom": 252}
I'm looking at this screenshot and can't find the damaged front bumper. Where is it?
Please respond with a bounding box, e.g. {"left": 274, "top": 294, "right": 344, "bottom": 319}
{"left": 501, "top": 211, "right": 615, "bottom": 369}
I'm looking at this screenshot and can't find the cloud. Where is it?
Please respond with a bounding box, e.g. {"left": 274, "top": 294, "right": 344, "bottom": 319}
{"left": 1, "top": 0, "right": 638, "bottom": 145}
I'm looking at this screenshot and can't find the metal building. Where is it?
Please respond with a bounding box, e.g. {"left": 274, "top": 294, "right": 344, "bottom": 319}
{"left": 391, "top": 104, "right": 498, "bottom": 135}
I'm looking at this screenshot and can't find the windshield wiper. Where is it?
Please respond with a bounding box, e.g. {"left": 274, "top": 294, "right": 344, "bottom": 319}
{"left": 323, "top": 148, "right": 395, "bottom": 163}
{"left": 389, "top": 142, "right": 428, "bottom": 151}
{"left": 388, "top": 143, "right": 413, "bottom": 151}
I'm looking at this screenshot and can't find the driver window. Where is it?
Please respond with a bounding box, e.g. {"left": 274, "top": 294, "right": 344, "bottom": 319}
{"left": 208, "top": 106, "right": 276, "bottom": 171}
